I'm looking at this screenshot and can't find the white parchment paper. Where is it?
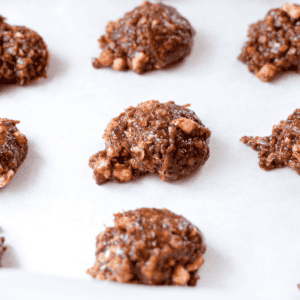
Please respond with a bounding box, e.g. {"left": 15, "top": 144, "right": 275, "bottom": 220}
{"left": 0, "top": 1, "right": 299, "bottom": 299}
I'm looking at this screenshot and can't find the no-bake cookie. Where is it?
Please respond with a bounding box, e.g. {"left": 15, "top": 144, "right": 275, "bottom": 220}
{"left": 0, "top": 118, "right": 28, "bottom": 187}
{"left": 0, "top": 16, "right": 49, "bottom": 85}
{"left": 87, "top": 208, "right": 206, "bottom": 286}
{"left": 0, "top": 236, "right": 6, "bottom": 267}
{"left": 239, "top": 3, "right": 300, "bottom": 82}
{"left": 92, "top": 1, "right": 194, "bottom": 74}
{"left": 89, "top": 100, "right": 211, "bottom": 185}
{"left": 241, "top": 109, "right": 300, "bottom": 174}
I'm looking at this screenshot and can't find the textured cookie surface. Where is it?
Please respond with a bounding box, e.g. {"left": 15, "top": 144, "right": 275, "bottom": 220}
{"left": 239, "top": 3, "right": 300, "bottom": 82}
{"left": 87, "top": 208, "right": 206, "bottom": 286}
{"left": 92, "top": 1, "right": 194, "bottom": 74}
{"left": 89, "top": 100, "right": 211, "bottom": 185}
{"left": 241, "top": 109, "right": 300, "bottom": 174}
{"left": 0, "top": 118, "right": 28, "bottom": 187}
{"left": 0, "top": 16, "right": 49, "bottom": 85}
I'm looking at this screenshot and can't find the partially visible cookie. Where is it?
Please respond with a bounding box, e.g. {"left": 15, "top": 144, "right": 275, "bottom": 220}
{"left": 92, "top": 1, "right": 194, "bottom": 74}
{"left": 87, "top": 208, "right": 206, "bottom": 286}
{"left": 241, "top": 109, "right": 300, "bottom": 174}
{"left": 0, "top": 118, "right": 28, "bottom": 187}
{"left": 0, "top": 16, "right": 49, "bottom": 85}
{"left": 239, "top": 3, "right": 300, "bottom": 82}
{"left": 0, "top": 237, "right": 6, "bottom": 267}
{"left": 89, "top": 100, "right": 211, "bottom": 185}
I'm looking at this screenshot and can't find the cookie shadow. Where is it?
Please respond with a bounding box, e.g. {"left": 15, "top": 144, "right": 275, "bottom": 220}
{"left": 2, "top": 245, "right": 19, "bottom": 268}
{"left": 197, "top": 246, "right": 231, "bottom": 288}
{"left": 29, "top": 51, "right": 69, "bottom": 87}
{"left": 160, "top": 30, "right": 214, "bottom": 75}
{"left": 47, "top": 52, "right": 69, "bottom": 82}
{"left": 0, "top": 140, "right": 43, "bottom": 195}
{"left": 166, "top": 136, "right": 229, "bottom": 187}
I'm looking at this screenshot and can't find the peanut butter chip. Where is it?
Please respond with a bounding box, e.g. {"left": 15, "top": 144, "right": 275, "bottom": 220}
{"left": 98, "top": 50, "right": 114, "bottom": 67}
{"left": 172, "top": 265, "right": 190, "bottom": 285}
{"left": 292, "top": 143, "right": 300, "bottom": 161}
{"left": 112, "top": 58, "right": 127, "bottom": 71}
{"left": 186, "top": 256, "right": 204, "bottom": 271}
{"left": 113, "top": 168, "right": 132, "bottom": 182}
{"left": 172, "top": 117, "right": 199, "bottom": 134}
{"left": 256, "top": 64, "right": 277, "bottom": 82}
{"left": 282, "top": 3, "right": 300, "bottom": 19}
{"left": 132, "top": 52, "right": 149, "bottom": 73}
{"left": 13, "top": 131, "right": 26, "bottom": 146}
{"left": 0, "top": 170, "right": 15, "bottom": 188}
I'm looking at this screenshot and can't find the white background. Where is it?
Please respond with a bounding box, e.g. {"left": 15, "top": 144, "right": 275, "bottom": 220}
{"left": 0, "top": 0, "right": 300, "bottom": 299}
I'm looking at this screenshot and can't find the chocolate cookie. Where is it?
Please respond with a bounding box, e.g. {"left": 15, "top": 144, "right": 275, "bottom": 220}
{"left": 239, "top": 4, "right": 300, "bottom": 82}
{"left": 241, "top": 109, "right": 300, "bottom": 174}
{"left": 87, "top": 208, "right": 206, "bottom": 286}
{"left": 0, "top": 237, "right": 6, "bottom": 267}
{"left": 0, "top": 119, "right": 28, "bottom": 187}
{"left": 89, "top": 100, "right": 211, "bottom": 185}
{"left": 92, "top": 1, "right": 194, "bottom": 74}
{"left": 0, "top": 16, "right": 49, "bottom": 85}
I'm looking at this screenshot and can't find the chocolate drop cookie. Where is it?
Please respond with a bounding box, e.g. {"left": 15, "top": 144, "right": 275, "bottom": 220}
{"left": 239, "top": 4, "right": 300, "bottom": 82}
{"left": 241, "top": 109, "right": 300, "bottom": 174}
{"left": 0, "top": 16, "right": 49, "bottom": 85}
{"left": 0, "top": 119, "right": 28, "bottom": 187}
{"left": 87, "top": 208, "right": 206, "bottom": 286}
{"left": 92, "top": 1, "right": 194, "bottom": 74}
{"left": 89, "top": 100, "right": 211, "bottom": 185}
{"left": 0, "top": 236, "right": 5, "bottom": 267}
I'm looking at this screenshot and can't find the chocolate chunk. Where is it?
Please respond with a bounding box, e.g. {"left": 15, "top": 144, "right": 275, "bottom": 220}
{"left": 89, "top": 100, "right": 211, "bottom": 185}
{"left": 241, "top": 109, "right": 300, "bottom": 174}
{"left": 0, "top": 236, "right": 6, "bottom": 267}
{"left": 87, "top": 208, "right": 206, "bottom": 286}
{"left": 92, "top": 1, "right": 194, "bottom": 74}
{"left": 0, "top": 16, "right": 49, "bottom": 85}
{"left": 239, "top": 4, "right": 300, "bottom": 82}
{"left": 0, "top": 118, "right": 28, "bottom": 187}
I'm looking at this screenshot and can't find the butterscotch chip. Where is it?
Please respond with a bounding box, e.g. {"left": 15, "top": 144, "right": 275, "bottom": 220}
{"left": 112, "top": 58, "right": 127, "bottom": 71}
{"left": 87, "top": 208, "right": 206, "bottom": 286}
{"left": 239, "top": 4, "right": 300, "bottom": 82}
{"left": 256, "top": 64, "right": 277, "bottom": 82}
{"left": 0, "top": 237, "right": 6, "bottom": 267}
{"left": 0, "top": 16, "right": 49, "bottom": 85}
{"left": 241, "top": 109, "right": 300, "bottom": 174}
{"left": 282, "top": 3, "right": 300, "bottom": 19}
{"left": 92, "top": 2, "right": 194, "bottom": 74}
{"left": 89, "top": 100, "right": 211, "bottom": 185}
{"left": 0, "top": 118, "right": 28, "bottom": 188}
